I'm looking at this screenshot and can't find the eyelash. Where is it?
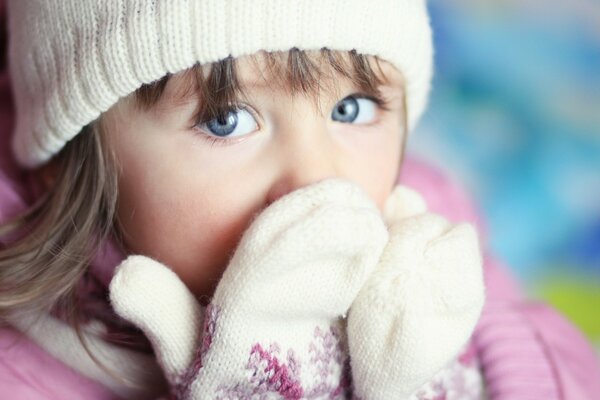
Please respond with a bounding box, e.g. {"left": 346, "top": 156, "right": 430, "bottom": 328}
{"left": 199, "top": 133, "right": 239, "bottom": 148}
{"left": 192, "top": 92, "right": 392, "bottom": 147}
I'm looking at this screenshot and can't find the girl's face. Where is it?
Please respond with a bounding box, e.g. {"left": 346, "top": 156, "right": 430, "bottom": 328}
{"left": 102, "top": 54, "right": 406, "bottom": 302}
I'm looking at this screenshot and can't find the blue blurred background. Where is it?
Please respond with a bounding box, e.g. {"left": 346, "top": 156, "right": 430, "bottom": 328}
{"left": 408, "top": 0, "right": 600, "bottom": 348}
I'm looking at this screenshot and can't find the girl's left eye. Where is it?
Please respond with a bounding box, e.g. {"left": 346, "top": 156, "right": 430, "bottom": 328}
{"left": 196, "top": 108, "right": 258, "bottom": 139}
{"left": 331, "top": 96, "right": 378, "bottom": 124}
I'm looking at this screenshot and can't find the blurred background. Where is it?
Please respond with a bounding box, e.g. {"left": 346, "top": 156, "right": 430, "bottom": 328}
{"left": 409, "top": 0, "right": 600, "bottom": 350}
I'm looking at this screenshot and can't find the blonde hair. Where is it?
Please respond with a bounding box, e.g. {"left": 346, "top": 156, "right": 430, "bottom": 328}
{"left": 0, "top": 48, "right": 407, "bottom": 388}
{"left": 0, "top": 123, "right": 118, "bottom": 321}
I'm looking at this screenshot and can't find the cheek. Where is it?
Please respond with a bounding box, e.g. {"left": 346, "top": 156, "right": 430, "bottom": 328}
{"left": 104, "top": 103, "right": 268, "bottom": 301}
{"left": 115, "top": 160, "right": 260, "bottom": 301}
{"left": 340, "top": 124, "right": 403, "bottom": 210}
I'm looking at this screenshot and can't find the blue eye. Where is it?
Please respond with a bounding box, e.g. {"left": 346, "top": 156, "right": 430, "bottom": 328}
{"left": 197, "top": 108, "right": 258, "bottom": 138}
{"left": 331, "top": 96, "right": 378, "bottom": 124}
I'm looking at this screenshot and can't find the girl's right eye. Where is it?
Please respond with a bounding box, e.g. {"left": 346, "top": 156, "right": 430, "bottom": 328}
{"left": 195, "top": 108, "right": 258, "bottom": 139}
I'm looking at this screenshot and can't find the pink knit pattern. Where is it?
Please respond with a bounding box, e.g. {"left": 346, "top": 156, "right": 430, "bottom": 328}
{"left": 215, "top": 325, "right": 351, "bottom": 399}
{"left": 413, "top": 343, "right": 484, "bottom": 399}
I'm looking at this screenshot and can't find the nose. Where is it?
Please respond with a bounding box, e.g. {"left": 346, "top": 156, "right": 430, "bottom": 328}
{"left": 265, "top": 120, "right": 340, "bottom": 205}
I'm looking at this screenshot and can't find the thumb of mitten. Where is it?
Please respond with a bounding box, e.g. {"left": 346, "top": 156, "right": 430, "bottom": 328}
{"left": 383, "top": 185, "right": 428, "bottom": 226}
{"left": 109, "top": 255, "right": 204, "bottom": 387}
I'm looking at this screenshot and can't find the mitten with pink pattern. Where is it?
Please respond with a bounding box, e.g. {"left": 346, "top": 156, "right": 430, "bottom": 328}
{"left": 109, "top": 178, "right": 389, "bottom": 399}
{"left": 347, "top": 185, "right": 486, "bottom": 399}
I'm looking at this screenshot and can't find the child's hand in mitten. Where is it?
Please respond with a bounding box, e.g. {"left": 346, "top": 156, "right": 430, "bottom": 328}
{"left": 347, "top": 185, "right": 486, "bottom": 399}
{"left": 109, "top": 178, "right": 389, "bottom": 399}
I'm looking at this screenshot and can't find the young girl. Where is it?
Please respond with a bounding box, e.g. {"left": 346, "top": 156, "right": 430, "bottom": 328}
{"left": 0, "top": 1, "right": 598, "bottom": 399}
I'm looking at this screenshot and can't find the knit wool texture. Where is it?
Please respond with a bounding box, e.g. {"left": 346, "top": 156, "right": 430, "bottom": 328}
{"left": 109, "top": 178, "right": 390, "bottom": 398}
{"left": 348, "top": 185, "right": 486, "bottom": 398}
{"left": 7, "top": 0, "right": 433, "bottom": 168}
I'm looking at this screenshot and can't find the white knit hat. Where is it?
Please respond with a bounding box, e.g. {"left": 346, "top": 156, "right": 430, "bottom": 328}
{"left": 7, "top": 0, "right": 434, "bottom": 168}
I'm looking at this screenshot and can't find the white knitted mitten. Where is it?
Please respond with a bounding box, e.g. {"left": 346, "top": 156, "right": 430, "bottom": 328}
{"left": 109, "top": 178, "right": 389, "bottom": 399}
{"left": 347, "top": 185, "right": 486, "bottom": 399}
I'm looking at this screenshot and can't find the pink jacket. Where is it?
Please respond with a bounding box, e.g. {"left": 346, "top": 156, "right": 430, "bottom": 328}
{"left": 1, "top": 10, "right": 599, "bottom": 400}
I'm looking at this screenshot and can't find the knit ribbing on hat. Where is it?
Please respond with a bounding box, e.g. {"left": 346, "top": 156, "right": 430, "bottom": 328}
{"left": 7, "top": 0, "right": 433, "bottom": 168}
